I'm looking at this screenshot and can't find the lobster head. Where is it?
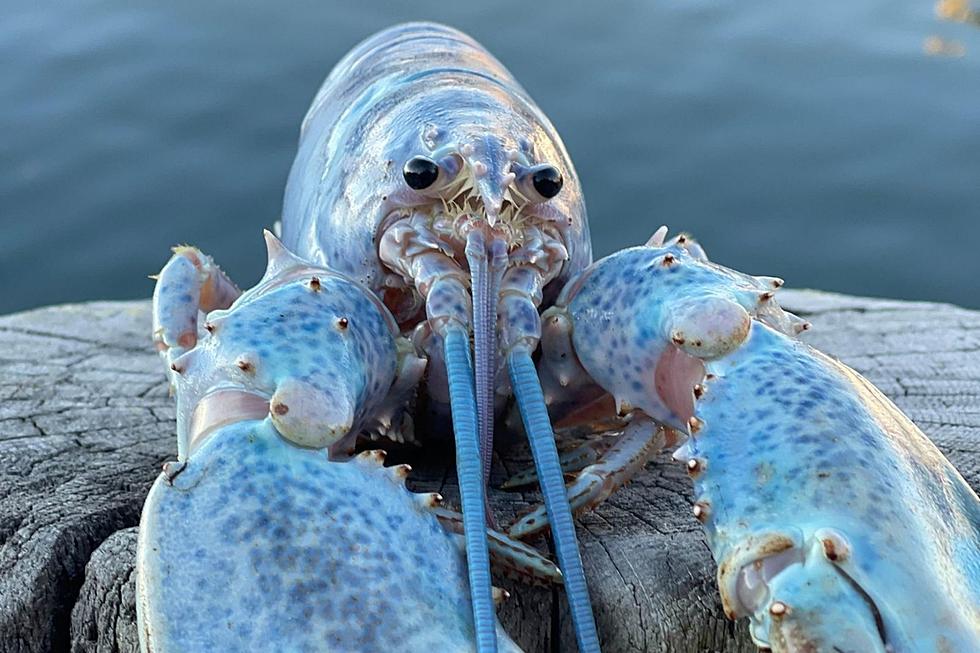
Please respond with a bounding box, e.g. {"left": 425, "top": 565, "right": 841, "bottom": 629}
{"left": 379, "top": 84, "right": 587, "bottom": 255}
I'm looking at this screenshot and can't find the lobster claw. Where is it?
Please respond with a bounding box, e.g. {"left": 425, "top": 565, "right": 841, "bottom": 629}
{"left": 653, "top": 344, "right": 705, "bottom": 429}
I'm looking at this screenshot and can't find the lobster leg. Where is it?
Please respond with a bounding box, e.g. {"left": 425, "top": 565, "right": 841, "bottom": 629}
{"left": 502, "top": 393, "right": 629, "bottom": 491}
{"left": 506, "top": 417, "right": 669, "bottom": 539}
{"left": 500, "top": 437, "right": 612, "bottom": 491}
{"left": 431, "top": 506, "right": 563, "bottom": 586}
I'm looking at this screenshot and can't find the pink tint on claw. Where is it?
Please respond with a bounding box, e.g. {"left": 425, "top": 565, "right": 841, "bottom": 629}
{"left": 654, "top": 344, "right": 706, "bottom": 426}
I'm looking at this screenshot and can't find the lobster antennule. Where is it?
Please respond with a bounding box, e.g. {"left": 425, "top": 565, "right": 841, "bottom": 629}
{"left": 464, "top": 228, "right": 503, "bottom": 491}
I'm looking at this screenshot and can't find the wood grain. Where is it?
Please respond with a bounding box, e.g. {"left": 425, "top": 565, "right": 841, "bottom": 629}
{"left": 0, "top": 292, "right": 976, "bottom": 652}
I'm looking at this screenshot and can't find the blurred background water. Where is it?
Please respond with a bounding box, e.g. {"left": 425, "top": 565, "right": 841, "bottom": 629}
{"left": 1, "top": 0, "right": 978, "bottom": 314}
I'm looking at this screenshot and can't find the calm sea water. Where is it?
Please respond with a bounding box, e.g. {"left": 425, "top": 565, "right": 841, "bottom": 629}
{"left": 2, "top": 0, "right": 978, "bottom": 314}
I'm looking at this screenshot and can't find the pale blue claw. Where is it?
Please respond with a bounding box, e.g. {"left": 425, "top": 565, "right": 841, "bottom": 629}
{"left": 539, "top": 227, "right": 980, "bottom": 652}
{"left": 138, "top": 423, "right": 522, "bottom": 652}
{"left": 737, "top": 537, "right": 887, "bottom": 652}
{"left": 141, "top": 234, "right": 522, "bottom": 652}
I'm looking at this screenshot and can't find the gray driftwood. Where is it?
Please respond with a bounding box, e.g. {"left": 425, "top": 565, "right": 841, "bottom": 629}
{"left": 0, "top": 292, "right": 977, "bottom": 653}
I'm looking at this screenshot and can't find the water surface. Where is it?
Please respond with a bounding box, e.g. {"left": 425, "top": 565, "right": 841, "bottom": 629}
{"left": 2, "top": 0, "right": 978, "bottom": 313}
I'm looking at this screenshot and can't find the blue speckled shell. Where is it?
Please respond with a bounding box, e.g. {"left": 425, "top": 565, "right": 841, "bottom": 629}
{"left": 137, "top": 419, "right": 521, "bottom": 652}
{"left": 280, "top": 22, "right": 590, "bottom": 298}
{"left": 171, "top": 270, "right": 397, "bottom": 459}
{"left": 557, "top": 245, "right": 980, "bottom": 651}
{"left": 693, "top": 323, "right": 980, "bottom": 650}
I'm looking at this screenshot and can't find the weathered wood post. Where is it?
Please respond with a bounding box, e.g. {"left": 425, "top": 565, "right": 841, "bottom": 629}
{"left": 1, "top": 292, "right": 977, "bottom": 652}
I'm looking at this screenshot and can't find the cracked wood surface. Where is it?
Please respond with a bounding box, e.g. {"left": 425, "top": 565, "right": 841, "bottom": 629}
{"left": 0, "top": 292, "right": 977, "bottom": 652}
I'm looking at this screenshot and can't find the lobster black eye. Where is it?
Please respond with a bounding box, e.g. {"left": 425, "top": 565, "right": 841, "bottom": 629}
{"left": 532, "top": 166, "right": 563, "bottom": 199}
{"left": 403, "top": 156, "right": 440, "bottom": 190}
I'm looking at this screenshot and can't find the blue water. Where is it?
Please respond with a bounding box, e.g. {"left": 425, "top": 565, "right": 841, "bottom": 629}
{"left": 2, "top": 0, "right": 978, "bottom": 313}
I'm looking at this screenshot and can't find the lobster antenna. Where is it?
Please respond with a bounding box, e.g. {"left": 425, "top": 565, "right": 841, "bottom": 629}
{"left": 509, "top": 350, "right": 602, "bottom": 653}
{"left": 442, "top": 327, "right": 498, "bottom": 652}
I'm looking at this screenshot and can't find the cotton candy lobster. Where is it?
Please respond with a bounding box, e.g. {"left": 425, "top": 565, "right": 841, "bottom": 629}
{"left": 141, "top": 18, "right": 980, "bottom": 651}
{"left": 280, "top": 21, "right": 599, "bottom": 652}
{"left": 140, "top": 233, "right": 564, "bottom": 652}
{"left": 526, "top": 227, "right": 980, "bottom": 652}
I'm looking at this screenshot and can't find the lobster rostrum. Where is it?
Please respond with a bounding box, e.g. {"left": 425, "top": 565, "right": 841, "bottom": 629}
{"left": 530, "top": 228, "right": 980, "bottom": 652}
{"left": 281, "top": 22, "right": 598, "bottom": 652}
{"left": 143, "top": 234, "right": 565, "bottom": 651}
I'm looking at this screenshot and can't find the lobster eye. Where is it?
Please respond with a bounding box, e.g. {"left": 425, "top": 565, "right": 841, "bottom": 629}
{"left": 403, "top": 156, "right": 440, "bottom": 190}
{"left": 531, "top": 166, "right": 563, "bottom": 199}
